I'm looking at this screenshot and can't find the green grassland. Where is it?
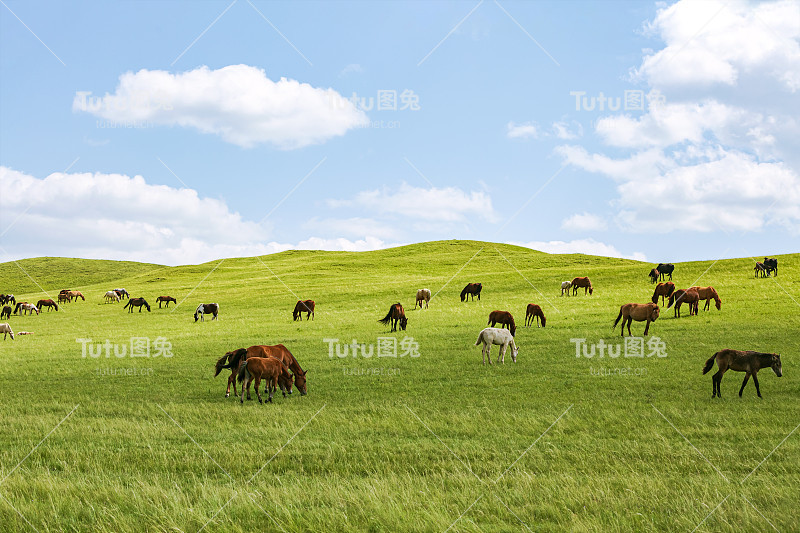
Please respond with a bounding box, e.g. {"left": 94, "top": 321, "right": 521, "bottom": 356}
{"left": 0, "top": 240, "right": 798, "bottom": 532}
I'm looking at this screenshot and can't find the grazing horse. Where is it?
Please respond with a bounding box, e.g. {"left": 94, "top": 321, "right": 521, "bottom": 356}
{"left": 67, "top": 291, "right": 85, "bottom": 301}
{"left": 237, "top": 357, "right": 292, "bottom": 404}
{"left": 648, "top": 268, "right": 660, "bottom": 283}
{"left": 689, "top": 286, "right": 721, "bottom": 311}
{"left": 36, "top": 299, "right": 58, "bottom": 312}
{"left": 763, "top": 257, "right": 778, "bottom": 276}
{"left": 156, "top": 296, "right": 177, "bottom": 308}
{"left": 571, "top": 277, "right": 593, "bottom": 295}
{"left": 0, "top": 294, "right": 15, "bottom": 305}
{"left": 0, "top": 306, "right": 10, "bottom": 320}
{"left": 17, "top": 303, "right": 38, "bottom": 315}
{"left": 379, "top": 303, "right": 407, "bottom": 332}
{"left": 123, "top": 298, "right": 151, "bottom": 313}
{"left": 613, "top": 303, "right": 659, "bottom": 336}
{"left": 703, "top": 349, "right": 782, "bottom": 399}
{"left": 104, "top": 291, "right": 120, "bottom": 303}
{"left": 560, "top": 281, "right": 572, "bottom": 296}
{"left": 414, "top": 288, "right": 431, "bottom": 309}
{"left": 668, "top": 289, "right": 699, "bottom": 317}
{"left": 216, "top": 345, "right": 303, "bottom": 398}
{"left": 475, "top": 327, "right": 518, "bottom": 365}
{"left": 114, "top": 288, "right": 130, "bottom": 300}
{"left": 656, "top": 263, "right": 674, "bottom": 281}
{"left": 0, "top": 323, "right": 13, "bottom": 340}
{"left": 194, "top": 303, "right": 219, "bottom": 322}
{"left": 292, "top": 300, "right": 315, "bottom": 321}
{"left": 525, "top": 304, "right": 546, "bottom": 328}
{"left": 651, "top": 282, "right": 675, "bottom": 306}
{"left": 58, "top": 293, "right": 71, "bottom": 304}
{"left": 754, "top": 262, "right": 768, "bottom": 278}
{"left": 488, "top": 310, "right": 516, "bottom": 337}
{"left": 460, "top": 283, "right": 482, "bottom": 302}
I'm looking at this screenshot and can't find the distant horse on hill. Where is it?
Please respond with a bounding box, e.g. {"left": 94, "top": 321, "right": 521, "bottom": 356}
{"left": 156, "top": 296, "right": 177, "bottom": 308}
{"left": 571, "top": 277, "right": 593, "bottom": 295}
{"left": 560, "top": 281, "right": 571, "bottom": 296}
{"left": 525, "top": 304, "right": 546, "bottom": 328}
{"left": 656, "top": 263, "right": 674, "bottom": 281}
{"left": 293, "top": 300, "right": 315, "bottom": 321}
{"left": 689, "top": 286, "right": 721, "bottom": 311}
{"left": 124, "top": 298, "right": 151, "bottom": 313}
{"left": 195, "top": 303, "right": 219, "bottom": 322}
{"left": 379, "top": 303, "right": 407, "bottom": 332}
{"left": 651, "top": 282, "right": 675, "bottom": 306}
{"left": 460, "top": 283, "right": 482, "bottom": 302}
{"left": 414, "top": 289, "right": 431, "bottom": 309}
{"left": 37, "top": 299, "right": 58, "bottom": 312}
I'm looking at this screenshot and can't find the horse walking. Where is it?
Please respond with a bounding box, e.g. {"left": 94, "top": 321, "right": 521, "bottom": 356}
{"left": 414, "top": 289, "right": 431, "bottom": 309}
{"left": 571, "top": 277, "right": 593, "bottom": 295}
{"left": 195, "top": 303, "right": 219, "bottom": 322}
{"left": 67, "top": 291, "right": 85, "bottom": 301}
{"left": 524, "top": 304, "right": 546, "bottom": 327}
{"left": 560, "top": 281, "right": 572, "bottom": 296}
{"left": 237, "top": 357, "right": 292, "bottom": 404}
{"left": 124, "top": 298, "right": 151, "bottom": 313}
{"left": 612, "top": 303, "right": 659, "bottom": 336}
{"left": 475, "top": 328, "right": 518, "bottom": 364}
{"left": 156, "top": 296, "right": 177, "bottom": 308}
{"left": 651, "top": 282, "right": 675, "bottom": 306}
{"left": 293, "top": 300, "right": 315, "bottom": 321}
{"left": 689, "top": 286, "right": 721, "bottom": 311}
{"left": 379, "top": 303, "right": 407, "bottom": 332}
{"left": 460, "top": 283, "right": 482, "bottom": 302}
{"left": 703, "top": 349, "right": 782, "bottom": 398}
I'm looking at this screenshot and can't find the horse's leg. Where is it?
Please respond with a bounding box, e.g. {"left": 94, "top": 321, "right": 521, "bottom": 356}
{"left": 752, "top": 372, "right": 762, "bottom": 398}
{"left": 643, "top": 319, "right": 650, "bottom": 336}
{"left": 500, "top": 344, "right": 506, "bottom": 364}
{"left": 254, "top": 376, "right": 263, "bottom": 404}
{"left": 739, "top": 373, "right": 751, "bottom": 397}
{"left": 268, "top": 376, "right": 276, "bottom": 403}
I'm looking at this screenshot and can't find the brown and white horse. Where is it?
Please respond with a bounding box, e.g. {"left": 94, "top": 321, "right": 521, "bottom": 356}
{"left": 195, "top": 303, "right": 219, "bottom": 321}
{"left": 414, "top": 289, "right": 431, "bottom": 309}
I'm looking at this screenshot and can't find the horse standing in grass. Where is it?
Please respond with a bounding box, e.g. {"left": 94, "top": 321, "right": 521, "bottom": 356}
{"left": 668, "top": 289, "right": 699, "bottom": 317}
{"left": 656, "top": 263, "right": 674, "bottom": 281}
{"left": 0, "top": 295, "right": 15, "bottom": 305}
{"left": 571, "top": 277, "right": 593, "bottom": 295}
{"left": 460, "top": 283, "right": 482, "bottom": 302}
{"left": 689, "top": 286, "right": 721, "bottom": 311}
{"left": 67, "top": 291, "right": 85, "bottom": 301}
{"left": 754, "top": 262, "right": 768, "bottom": 278}
{"left": 194, "top": 303, "right": 219, "bottom": 322}
{"left": 703, "top": 349, "right": 782, "bottom": 399}
{"left": 156, "top": 296, "right": 177, "bottom": 308}
{"left": 475, "top": 327, "right": 518, "bottom": 364}
{"left": 37, "top": 299, "right": 58, "bottom": 312}
{"left": 613, "top": 303, "right": 659, "bottom": 336}
{"left": 58, "top": 293, "right": 70, "bottom": 304}
{"left": 216, "top": 345, "right": 302, "bottom": 398}
{"left": 763, "top": 257, "right": 778, "bottom": 276}
{"left": 488, "top": 310, "right": 516, "bottom": 337}
{"left": 124, "top": 298, "right": 151, "bottom": 313}
{"left": 114, "top": 288, "right": 130, "bottom": 300}
{"left": 651, "top": 282, "right": 675, "bottom": 306}
{"left": 414, "top": 289, "right": 431, "bottom": 309}
{"left": 104, "top": 291, "right": 120, "bottom": 303}
{"left": 649, "top": 268, "right": 660, "bottom": 283}
{"left": 1, "top": 306, "right": 10, "bottom": 320}
{"left": 379, "top": 303, "right": 407, "bottom": 332}
{"left": 17, "top": 303, "right": 38, "bottom": 315}
{"left": 525, "top": 304, "right": 546, "bottom": 327}
{"left": 560, "top": 281, "right": 572, "bottom": 296}
{"left": 0, "top": 323, "right": 13, "bottom": 340}
{"left": 293, "top": 300, "right": 315, "bottom": 321}
{"left": 237, "top": 357, "right": 292, "bottom": 404}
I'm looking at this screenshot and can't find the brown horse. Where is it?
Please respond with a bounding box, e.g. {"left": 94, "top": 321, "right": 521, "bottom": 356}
{"left": 488, "top": 310, "right": 516, "bottom": 337}
{"left": 156, "top": 296, "right": 177, "bottom": 308}
{"left": 414, "top": 288, "right": 431, "bottom": 309}
{"left": 379, "top": 303, "right": 407, "bottom": 332}
{"left": 124, "top": 298, "right": 151, "bottom": 312}
{"left": 703, "top": 349, "right": 782, "bottom": 398}
{"left": 0, "top": 294, "right": 16, "bottom": 305}
{"left": 293, "top": 300, "right": 315, "bottom": 321}
{"left": 689, "top": 286, "right": 721, "bottom": 311}
{"left": 67, "top": 291, "right": 85, "bottom": 301}
{"left": 237, "top": 357, "right": 292, "bottom": 404}
{"left": 754, "top": 262, "right": 768, "bottom": 278}
{"left": 460, "top": 283, "right": 482, "bottom": 302}
{"left": 37, "top": 299, "right": 58, "bottom": 312}
{"left": 648, "top": 268, "right": 660, "bottom": 283}
{"left": 58, "top": 293, "right": 71, "bottom": 304}
{"left": 613, "top": 303, "right": 659, "bottom": 336}
{"left": 651, "top": 282, "right": 675, "bottom": 305}
{"left": 524, "top": 304, "right": 546, "bottom": 328}
{"left": 571, "top": 277, "right": 593, "bottom": 295}
{"left": 248, "top": 344, "right": 308, "bottom": 396}
{"left": 668, "top": 289, "right": 699, "bottom": 317}
{"left": 1, "top": 306, "right": 10, "bottom": 320}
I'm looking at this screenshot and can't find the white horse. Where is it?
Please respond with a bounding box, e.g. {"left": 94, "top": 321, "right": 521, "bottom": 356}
{"left": 475, "top": 327, "right": 518, "bottom": 365}
{"left": 19, "top": 303, "right": 38, "bottom": 315}
{"left": 104, "top": 291, "right": 120, "bottom": 303}
{"left": 414, "top": 288, "right": 431, "bottom": 309}
{"left": 0, "top": 323, "right": 13, "bottom": 340}
{"left": 560, "top": 280, "right": 572, "bottom": 296}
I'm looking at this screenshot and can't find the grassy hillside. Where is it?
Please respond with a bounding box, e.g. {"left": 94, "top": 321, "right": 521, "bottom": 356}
{"left": 0, "top": 241, "right": 798, "bottom": 532}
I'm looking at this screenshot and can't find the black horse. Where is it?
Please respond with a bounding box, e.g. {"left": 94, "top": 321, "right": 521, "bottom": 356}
{"left": 656, "top": 263, "right": 674, "bottom": 281}
{"left": 123, "top": 298, "right": 151, "bottom": 313}
{"left": 460, "top": 283, "right": 482, "bottom": 302}
{"left": 763, "top": 257, "right": 778, "bottom": 277}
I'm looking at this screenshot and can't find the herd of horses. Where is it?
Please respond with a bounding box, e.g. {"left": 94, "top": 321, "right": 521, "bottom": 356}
{"left": 214, "top": 344, "right": 308, "bottom": 404}
{"left": 754, "top": 257, "right": 778, "bottom": 278}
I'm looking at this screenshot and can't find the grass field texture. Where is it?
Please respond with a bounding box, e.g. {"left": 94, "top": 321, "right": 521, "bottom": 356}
{"left": 0, "top": 240, "right": 798, "bottom": 532}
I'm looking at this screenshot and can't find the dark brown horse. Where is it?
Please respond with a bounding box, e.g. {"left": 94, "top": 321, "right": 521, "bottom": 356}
{"left": 124, "top": 298, "right": 151, "bottom": 312}
{"left": 763, "top": 257, "right": 778, "bottom": 276}
{"left": 668, "top": 289, "right": 698, "bottom": 317}
{"left": 460, "top": 283, "right": 482, "bottom": 302}
{"left": 703, "top": 349, "right": 782, "bottom": 398}
{"left": 613, "top": 303, "right": 659, "bottom": 336}
{"left": 379, "top": 303, "right": 407, "bottom": 332}
{"left": 36, "top": 299, "right": 58, "bottom": 312}
{"left": 156, "top": 296, "right": 177, "bottom": 308}
{"left": 0, "top": 306, "right": 10, "bottom": 320}
{"left": 58, "top": 293, "right": 71, "bottom": 304}
{"left": 195, "top": 303, "right": 218, "bottom": 321}
{"left": 656, "top": 263, "right": 674, "bottom": 281}
{"left": 293, "top": 300, "right": 315, "bottom": 321}
{"left": 524, "top": 304, "right": 546, "bottom": 328}
{"left": 651, "top": 282, "right": 675, "bottom": 305}
{"left": 488, "top": 310, "right": 516, "bottom": 336}
{"left": 648, "top": 268, "right": 660, "bottom": 283}
{"left": 237, "top": 357, "right": 292, "bottom": 404}
{"left": 754, "top": 262, "right": 768, "bottom": 278}
{"left": 0, "top": 294, "right": 15, "bottom": 305}
{"left": 689, "top": 286, "right": 721, "bottom": 311}
{"left": 571, "top": 277, "right": 593, "bottom": 295}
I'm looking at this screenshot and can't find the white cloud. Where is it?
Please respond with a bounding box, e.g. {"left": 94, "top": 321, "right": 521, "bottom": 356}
{"left": 73, "top": 65, "right": 368, "bottom": 149}
{"left": 338, "top": 63, "right": 363, "bottom": 77}
{"left": 552, "top": 121, "right": 583, "bottom": 140}
{"left": 506, "top": 121, "right": 538, "bottom": 139}
{"left": 512, "top": 239, "right": 646, "bottom": 261}
{"left": 562, "top": 212, "right": 608, "bottom": 231}
{"left": 327, "top": 183, "right": 496, "bottom": 223}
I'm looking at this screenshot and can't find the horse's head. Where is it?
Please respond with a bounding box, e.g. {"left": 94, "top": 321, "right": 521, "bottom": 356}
{"left": 511, "top": 343, "right": 518, "bottom": 363}
{"left": 214, "top": 352, "right": 232, "bottom": 377}
{"left": 772, "top": 354, "right": 783, "bottom": 377}
{"left": 588, "top": 287, "right": 594, "bottom": 295}
{"left": 399, "top": 316, "right": 408, "bottom": 330}
{"left": 194, "top": 312, "right": 199, "bottom": 322}
{"left": 651, "top": 305, "right": 660, "bottom": 321}
{"left": 294, "top": 369, "right": 308, "bottom": 395}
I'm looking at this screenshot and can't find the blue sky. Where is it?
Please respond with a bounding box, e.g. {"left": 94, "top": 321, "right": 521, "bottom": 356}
{"left": 1, "top": 0, "right": 798, "bottom": 265}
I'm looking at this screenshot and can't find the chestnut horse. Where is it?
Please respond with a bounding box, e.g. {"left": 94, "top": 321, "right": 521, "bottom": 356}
{"left": 215, "top": 344, "right": 306, "bottom": 398}
{"left": 613, "top": 303, "right": 659, "bottom": 336}
{"left": 293, "top": 300, "right": 315, "bottom": 321}
{"left": 379, "top": 303, "right": 407, "bottom": 332}
{"left": 460, "top": 283, "right": 482, "bottom": 302}
{"left": 37, "top": 299, "right": 58, "bottom": 312}
{"left": 58, "top": 293, "right": 71, "bottom": 304}
{"left": 156, "top": 296, "right": 177, "bottom": 308}
{"left": 67, "top": 291, "right": 85, "bottom": 301}
{"left": 488, "top": 310, "right": 516, "bottom": 337}
{"left": 689, "top": 286, "right": 721, "bottom": 311}
{"left": 237, "top": 357, "right": 292, "bottom": 404}
{"left": 524, "top": 304, "right": 546, "bottom": 327}
{"left": 651, "top": 282, "right": 675, "bottom": 306}
{"left": 668, "top": 289, "right": 699, "bottom": 317}
{"left": 571, "top": 277, "right": 593, "bottom": 295}
{"left": 703, "top": 349, "right": 782, "bottom": 398}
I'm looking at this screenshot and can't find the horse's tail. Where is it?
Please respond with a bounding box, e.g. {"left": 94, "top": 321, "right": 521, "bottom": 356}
{"left": 237, "top": 361, "right": 249, "bottom": 384}
{"left": 612, "top": 307, "right": 623, "bottom": 330}
{"left": 702, "top": 354, "right": 717, "bottom": 374}
{"left": 475, "top": 331, "right": 484, "bottom": 346}
{"left": 667, "top": 292, "right": 675, "bottom": 308}
{"left": 378, "top": 307, "right": 393, "bottom": 324}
